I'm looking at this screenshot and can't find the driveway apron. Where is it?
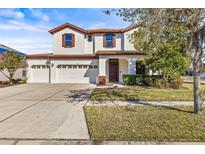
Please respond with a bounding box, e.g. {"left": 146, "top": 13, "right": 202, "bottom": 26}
{"left": 0, "top": 83, "right": 95, "bottom": 140}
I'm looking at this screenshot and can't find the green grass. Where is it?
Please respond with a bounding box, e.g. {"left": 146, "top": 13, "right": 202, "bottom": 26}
{"left": 90, "top": 83, "right": 205, "bottom": 101}
{"left": 84, "top": 106, "right": 205, "bottom": 141}
{"left": 0, "top": 84, "right": 13, "bottom": 88}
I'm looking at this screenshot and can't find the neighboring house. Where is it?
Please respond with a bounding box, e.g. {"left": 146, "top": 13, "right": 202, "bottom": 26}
{"left": 26, "top": 23, "right": 147, "bottom": 84}
{"left": 0, "top": 44, "right": 26, "bottom": 82}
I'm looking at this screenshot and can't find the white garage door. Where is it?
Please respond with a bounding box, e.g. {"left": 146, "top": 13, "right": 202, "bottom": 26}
{"left": 30, "top": 65, "right": 49, "bottom": 83}
{"left": 56, "top": 64, "right": 98, "bottom": 83}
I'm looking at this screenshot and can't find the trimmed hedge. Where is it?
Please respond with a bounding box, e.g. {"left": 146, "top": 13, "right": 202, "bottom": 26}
{"left": 123, "top": 74, "right": 163, "bottom": 86}
{"left": 123, "top": 74, "right": 183, "bottom": 89}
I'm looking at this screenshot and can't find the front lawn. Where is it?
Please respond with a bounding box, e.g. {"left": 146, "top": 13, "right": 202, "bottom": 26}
{"left": 84, "top": 106, "right": 205, "bottom": 141}
{"left": 90, "top": 83, "right": 205, "bottom": 101}
{"left": 0, "top": 80, "right": 26, "bottom": 88}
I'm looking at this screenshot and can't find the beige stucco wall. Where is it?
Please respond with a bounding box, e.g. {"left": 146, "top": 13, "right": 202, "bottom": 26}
{"left": 119, "top": 59, "right": 128, "bottom": 82}
{"left": 124, "top": 28, "right": 137, "bottom": 50}
{"left": 53, "top": 28, "right": 91, "bottom": 54}
{"left": 84, "top": 35, "right": 94, "bottom": 53}
{"left": 52, "top": 26, "right": 138, "bottom": 55}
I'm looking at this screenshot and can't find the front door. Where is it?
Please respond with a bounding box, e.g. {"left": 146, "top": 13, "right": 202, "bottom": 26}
{"left": 109, "top": 59, "right": 119, "bottom": 82}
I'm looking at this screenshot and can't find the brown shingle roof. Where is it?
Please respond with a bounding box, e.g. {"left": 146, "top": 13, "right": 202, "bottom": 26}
{"left": 48, "top": 23, "right": 139, "bottom": 34}
{"left": 48, "top": 23, "right": 87, "bottom": 34}
{"left": 96, "top": 50, "right": 145, "bottom": 55}
{"left": 26, "top": 53, "right": 98, "bottom": 59}
{"left": 26, "top": 50, "right": 145, "bottom": 59}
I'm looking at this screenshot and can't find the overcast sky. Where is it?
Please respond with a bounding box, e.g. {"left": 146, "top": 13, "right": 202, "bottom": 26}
{"left": 0, "top": 8, "right": 130, "bottom": 54}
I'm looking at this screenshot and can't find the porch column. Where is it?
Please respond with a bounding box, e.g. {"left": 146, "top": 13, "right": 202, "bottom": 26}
{"left": 98, "top": 57, "right": 107, "bottom": 84}
{"left": 128, "top": 58, "right": 136, "bottom": 74}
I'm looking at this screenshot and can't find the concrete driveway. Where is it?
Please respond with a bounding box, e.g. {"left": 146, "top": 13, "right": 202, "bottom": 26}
{"left": 0, "top": 83, "right": 95, "bottom": 144}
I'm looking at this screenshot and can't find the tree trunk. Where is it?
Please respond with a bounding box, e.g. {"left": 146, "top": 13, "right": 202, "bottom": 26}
{"left": 9, "top": 78, "right": 13, "bottom": 84}
{"left": 9, "top": 74, "right": 14, "bottom": 85}
{"left": 193, "top": 60, "right": 202, "bottom": 114}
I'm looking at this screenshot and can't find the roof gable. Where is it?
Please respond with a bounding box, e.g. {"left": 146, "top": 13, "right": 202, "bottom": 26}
{"left": 48, "top": 23, "right": 87, "bottom": 34}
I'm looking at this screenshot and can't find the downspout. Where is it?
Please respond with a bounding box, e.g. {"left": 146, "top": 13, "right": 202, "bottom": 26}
{"left": 49, "top": 58, "right": 51, "bottom": 84}
{"left": 93, "top": 34, "right": 95, "bottom": 54}
{"left": 47, "top": 56, "right": 51, "bottom": 83}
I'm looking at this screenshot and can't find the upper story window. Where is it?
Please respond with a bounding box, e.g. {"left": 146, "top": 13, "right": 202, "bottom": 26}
{"left": 62, "top": 33, "right": 75, "bottom": 48}
{"left": 88, "top": 35, "right": 92, "bottom": 42}
{"left": 103, "top": 34, "right": 116, "bottom": 48}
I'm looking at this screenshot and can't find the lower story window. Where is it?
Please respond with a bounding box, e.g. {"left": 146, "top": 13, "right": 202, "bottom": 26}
{"left": 31, "top": 65, "right": 48, "bottom": 69}
{"left": 22, "top": 70, "right": 26, "bottom": 77}
{"left": 62, "top": 65, "right": 66, "bottom": 68}
{"left": 68, "top": 65, "right": 72, "bottom": 68}
{"left": 56, "top": 64, "right": 98, "bottom": 69}
{"left": 73, "top": 65, "right": 77, "bottom": 68}
{"left": 78, "top": 65, "right": 83, "bottom": 68}
{"left": 83, "top": 65, "right": 88, "bottom": 68}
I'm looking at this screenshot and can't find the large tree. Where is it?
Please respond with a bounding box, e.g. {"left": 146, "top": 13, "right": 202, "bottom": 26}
{"left": 106, "top": 9, "right": 205, "bottom": 114}
{"left": 0, "top": 51, "right": 23, "bottom": 84}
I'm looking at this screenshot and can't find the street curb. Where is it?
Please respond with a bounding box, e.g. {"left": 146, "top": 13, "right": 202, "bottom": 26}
{"left": 0, "top": 139, "right": 205, "bottom": 145}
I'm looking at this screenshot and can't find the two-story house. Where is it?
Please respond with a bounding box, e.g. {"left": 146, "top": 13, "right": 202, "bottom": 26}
{"left": 26, "top": 23, "right": 146, "bottom": 84}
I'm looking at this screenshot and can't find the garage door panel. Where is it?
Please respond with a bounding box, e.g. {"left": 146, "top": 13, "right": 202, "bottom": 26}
{"left": 31, "top": 69, "right": 49, "bottom": 83}
{"left": 56, "top": 67, "right": 98, "bottom": 83}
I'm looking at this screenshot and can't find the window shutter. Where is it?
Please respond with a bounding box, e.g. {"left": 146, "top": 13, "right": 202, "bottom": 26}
{"left": 62, "top": 34, "right": 65, "bottom": 47}
{"left": 103, "top": 34, "right": 106, "bottom": 48}
{"left": 113, "top": 35, "right": 116, "bottom": 47}
{"left": 72, "top": 34, "right": 75, "bottom": 47}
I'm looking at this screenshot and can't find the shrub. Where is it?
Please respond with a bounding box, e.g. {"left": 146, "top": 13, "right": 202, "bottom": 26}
{"left": 169, "top": 78, "right": 183, "bottom": 89}
{"left": 152, "top": 78, "right": 183, "bottom": 89}
{"left": 12, "top": 79, "right": 22, "bottom": 84}
{"left": 123, "top": 74, "right": 183, "bottom": 89}
{"left": 123, "top": 74, "right": 163, "bottom": 86}
{"left": 18, "top": 80, "right": 26, "bottom": 84}
{"left": 152, "top": 79, "right": 168, "bottom": 88}
{"left": 123, "top": 74, "right": 136, "bottom": 85}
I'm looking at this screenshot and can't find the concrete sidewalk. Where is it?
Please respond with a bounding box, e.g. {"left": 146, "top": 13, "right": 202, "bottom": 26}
{"left": 0, "top": 139, "right": 204, "bottom": 145}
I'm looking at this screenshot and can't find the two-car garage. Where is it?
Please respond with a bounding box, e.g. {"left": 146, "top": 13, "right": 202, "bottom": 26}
{"left": 27, "top": 58, "right": 99, "bottom": 84}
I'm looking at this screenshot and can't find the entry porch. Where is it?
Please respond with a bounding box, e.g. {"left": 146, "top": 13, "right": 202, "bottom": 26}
{"left": 98, "top": 55, "right": 145, "bottom": 84}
